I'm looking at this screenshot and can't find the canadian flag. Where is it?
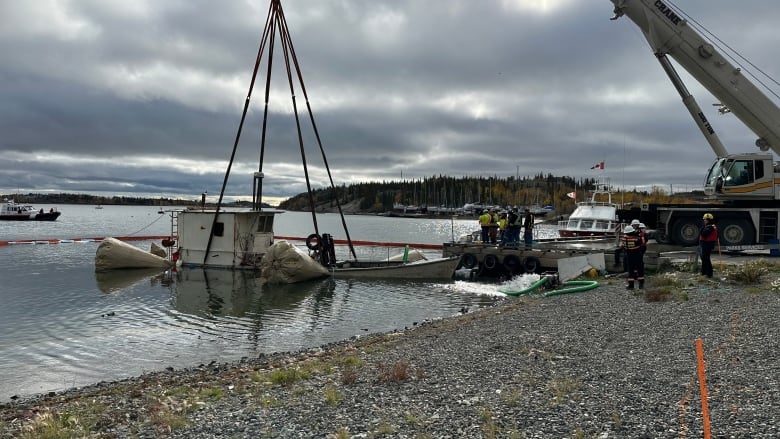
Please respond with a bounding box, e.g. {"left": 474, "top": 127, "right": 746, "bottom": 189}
{"left": 590, "top": 161, "right": 605, "bottom": 170}
{"left": 566, "top": 191, "right": 576, "bottom": 199}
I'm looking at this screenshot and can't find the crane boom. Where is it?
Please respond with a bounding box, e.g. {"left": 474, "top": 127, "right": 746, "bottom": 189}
{"left": 610, "top": 0, "right": 780, "bottom": 155}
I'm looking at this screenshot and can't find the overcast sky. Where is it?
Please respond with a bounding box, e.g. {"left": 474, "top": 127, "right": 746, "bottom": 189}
{"left": 2, "top": 0, "right": 779, "bottom": 204}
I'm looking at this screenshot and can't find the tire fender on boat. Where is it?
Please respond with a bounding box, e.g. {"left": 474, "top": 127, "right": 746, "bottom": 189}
{"left": 305, "top": 233, "right": 322, "bottom": 250}
{"left": 502, "top": 254, "right": 522, "bottom": 274}
{"left": 461, "top": 253, "right": 478, "bottom": 269}
{"left": 523, "top": 256, "right": 540, "bottom": 273}
{"left": 483, "top": 254, "right": 498, "bottom": 270}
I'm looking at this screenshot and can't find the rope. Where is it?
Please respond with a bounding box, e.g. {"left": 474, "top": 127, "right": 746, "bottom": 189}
{"left": 127, "top": 213, "right": 166, "bottom": 236}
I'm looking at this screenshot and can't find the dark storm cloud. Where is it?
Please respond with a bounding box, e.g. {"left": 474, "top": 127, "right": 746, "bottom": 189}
{"left": 1, "top": 0, "right": 778, "bottom": 201}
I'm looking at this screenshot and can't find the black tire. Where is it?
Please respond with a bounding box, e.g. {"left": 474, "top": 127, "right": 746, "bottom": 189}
{"left": 523, "top": 256, "right": 540, "bottom": 273}
{"left": 461, "top": 253, "right": 478, "bottom": 269}
{"left": 502, "top": 254, "right": 523, "bottom": 274}
{"left": 305, "top": 233, "right": 321, "bottom": 250}
{"left": 671, "top": 218, "right": 700, "bottom": 246}
{"left": 718, "top": 219, "right": 753, "bottom": 246}
{"left": 483, "top": 254, "right": 498, "bottom": 270}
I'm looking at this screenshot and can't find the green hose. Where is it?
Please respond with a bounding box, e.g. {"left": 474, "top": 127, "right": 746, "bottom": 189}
{"left": 542, "top": 280, "right": 599, "bottom": 297}
{"left": 499, "top": 278, "right": 599, "bottom": 297}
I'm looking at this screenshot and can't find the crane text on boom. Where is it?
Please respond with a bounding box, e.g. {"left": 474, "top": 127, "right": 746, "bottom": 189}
{"left": 654, "top": 0, "right": 682, "bottom": 26}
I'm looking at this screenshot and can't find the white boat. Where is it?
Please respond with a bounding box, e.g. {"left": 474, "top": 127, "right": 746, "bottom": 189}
{"left": 558, "top": 177, "right": 620, "bottom": 238}
{"left": 1, "top": 198, "right": 61, "bottom": 221}
{"left": 327, "top": 256, "right": 461, "bottom": 280}
{"left": 529, "top": 205, "right": 555, "bottom": 217}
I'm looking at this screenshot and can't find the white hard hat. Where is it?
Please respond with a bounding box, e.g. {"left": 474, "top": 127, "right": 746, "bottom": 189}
{"left": 630, "top": 219, "right": 640, "bottom": 225}
{"left": 624, "top": 225, "right": 635, "bottom": 234}
{"left": 638, "top": 223, "right": 646, "bottom": 229}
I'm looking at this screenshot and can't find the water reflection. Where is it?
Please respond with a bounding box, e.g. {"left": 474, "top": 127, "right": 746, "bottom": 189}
{"left": 171, "top": 267, "right": 332, "bottom": 318}
{"left": 94, "top": 268, "right": 171, "bottom": 293}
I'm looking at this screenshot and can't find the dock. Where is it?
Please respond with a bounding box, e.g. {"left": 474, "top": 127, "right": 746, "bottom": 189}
{"left": 442, "top": 239, "right": 667, "bottom": 277}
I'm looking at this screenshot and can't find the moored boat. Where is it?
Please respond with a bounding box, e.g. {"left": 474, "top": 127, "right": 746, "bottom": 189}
{"left": 327, "top": 256, "right": 461, "bottom": 280}
{"left": 558, "top": 177, "right": 620, "bottom": 238}
{"left": 1, "top": 199, "right": 61, "bottom": 221}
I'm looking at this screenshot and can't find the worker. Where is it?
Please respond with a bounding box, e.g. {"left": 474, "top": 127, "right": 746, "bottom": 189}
{"left": 522, "top": 208, "right": 535, "bottom": 249}
{"left": 621, "top": 225, "right": 645, "bottom": 289}
{"left": 637, "top": 223, "right": 648, "bottom": 256}
{"left": 699, "top": 213, "right": 718, "bottom": 278}
{"left": 478, "top": 209, "right": 491, "bottom": 243}
{"left": 488, "top": 209, "right": 500, "bottom": 244}
{"left": 498, "top": 212, "right": 508, "bottom": 244}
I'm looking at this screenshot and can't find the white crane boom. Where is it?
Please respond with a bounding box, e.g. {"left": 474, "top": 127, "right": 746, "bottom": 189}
{"left": 610, "top": 0, "right": 780, "bottom": 155}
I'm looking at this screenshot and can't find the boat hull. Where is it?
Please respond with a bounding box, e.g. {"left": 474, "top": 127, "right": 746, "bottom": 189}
{"left": 328, "top": 256, "right": 460, "bottom": 280}
{"left": 0, "top": 212, "right": 61, "bottom": 221}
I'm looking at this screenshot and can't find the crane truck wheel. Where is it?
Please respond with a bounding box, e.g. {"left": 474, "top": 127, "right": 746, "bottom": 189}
{"left": 671, "top": 218, "right": 700, "bottom": 246}
{"left": 718, "top": 219, "right": 753, "bottom": 246}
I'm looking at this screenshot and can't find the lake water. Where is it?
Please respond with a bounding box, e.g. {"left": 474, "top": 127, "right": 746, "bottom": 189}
{"left": 0, "top": 205, "right": 555, "bottom": 402}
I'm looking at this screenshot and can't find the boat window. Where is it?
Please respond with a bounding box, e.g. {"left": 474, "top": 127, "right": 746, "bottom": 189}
{"left": 257, "top": 216, "right": 274, "bottom": 233}
{"left": 594, "top": 220, "right": 608, "bottom": 230}
{"left": 212, "top": 222, "right": 224, "bottom": 237}
{"left": 580, "top": 220, "right": 594, "bottom": 229}
{"left": 567, "top": 219, "right": 579, "bottom": 228}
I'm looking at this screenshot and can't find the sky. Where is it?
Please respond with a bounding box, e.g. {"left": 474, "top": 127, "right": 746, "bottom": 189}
{"left": 2, "top": 0, "right": 779, "bottom": 205}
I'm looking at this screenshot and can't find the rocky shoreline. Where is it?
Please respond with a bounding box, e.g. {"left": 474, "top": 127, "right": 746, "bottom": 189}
{"left": 2, "top": 270, "right": 779, "bottom": 438}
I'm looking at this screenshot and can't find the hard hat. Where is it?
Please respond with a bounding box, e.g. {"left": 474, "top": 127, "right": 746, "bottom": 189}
{"left": 630, "top": 219, "right": 640, "bottom": 225}
{"left": 638, "top": 223, "right": 646, "bottom": 229}
{"left": 703, "top": 213, "right": 714, "bottom": 220}
{"left": 624, "top": 225, "right": 635, "bottom": 234}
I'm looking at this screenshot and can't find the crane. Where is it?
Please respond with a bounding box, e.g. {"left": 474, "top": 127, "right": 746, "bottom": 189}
{"left": 610, "top": 0, "right": 780, "bottom": 201}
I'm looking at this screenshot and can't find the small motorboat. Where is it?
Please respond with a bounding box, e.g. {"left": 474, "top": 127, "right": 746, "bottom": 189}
{"left": 1, "top": 199, "right": 61, "bottom": 221}
{"left": 327, "top": 256, "right": 461, "bottom": 280}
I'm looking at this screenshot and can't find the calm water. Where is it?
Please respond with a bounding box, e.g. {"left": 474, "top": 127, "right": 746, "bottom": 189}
{"left": 0, "top": 205, "right": 550, "bottom": 401}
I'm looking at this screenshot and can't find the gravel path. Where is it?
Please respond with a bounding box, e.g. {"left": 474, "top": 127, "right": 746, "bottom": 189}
{"left": 2, "top": 272, "right": 779, "bottom": 438}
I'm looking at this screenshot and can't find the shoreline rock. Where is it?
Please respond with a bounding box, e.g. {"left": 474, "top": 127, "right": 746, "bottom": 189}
{"left": 2, "top": 272, "right": 779, "bottom": 438}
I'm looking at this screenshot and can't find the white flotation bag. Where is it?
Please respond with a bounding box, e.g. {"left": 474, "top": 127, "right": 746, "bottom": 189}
{"left": 386, "top": 247, "right": 427, "bottom": 263}
{"left": 95, "top": 237, "right": 173, "bottom": 271}
{"left": 260, "top": 240, "right": 329, "bottom": 284}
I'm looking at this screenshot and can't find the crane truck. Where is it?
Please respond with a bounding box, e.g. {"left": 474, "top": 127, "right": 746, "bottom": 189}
{"left": 609, "top": 0, "right": 780, "bottom": 247}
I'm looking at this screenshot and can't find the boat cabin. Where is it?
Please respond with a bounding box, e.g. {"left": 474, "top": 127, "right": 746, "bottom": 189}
{"left": 176, "top": 209, "right": 282, "bottom": 268}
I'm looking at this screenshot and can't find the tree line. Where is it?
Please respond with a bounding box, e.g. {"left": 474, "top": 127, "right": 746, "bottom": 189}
{"left": 278, "top": 173, "right": 701, "bottom": 215}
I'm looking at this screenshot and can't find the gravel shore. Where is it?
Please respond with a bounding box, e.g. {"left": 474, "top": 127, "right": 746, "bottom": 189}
{"left": 2, "top": 270, "right": 779, "bottom": 438}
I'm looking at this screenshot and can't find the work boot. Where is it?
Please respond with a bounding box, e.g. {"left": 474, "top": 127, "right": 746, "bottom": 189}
{"left": 626, "top": 281, "right": 634, "bottom": 290}
{"left": 638, "top": 280, "right": 645, "bottom": 289}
